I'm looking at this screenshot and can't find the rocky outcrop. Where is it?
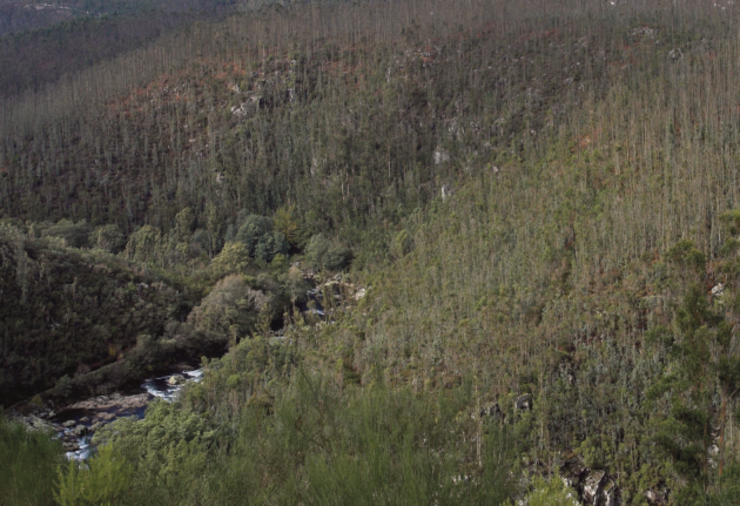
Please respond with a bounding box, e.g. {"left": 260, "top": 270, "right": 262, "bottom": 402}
{"left": 560, "top": 455, "right": 621, "bottom": 506}
{"left": 515, "top": 394, "right": 533, "bottom": 411}
{"left": 67, "top": 392, "right": 149, "bottom": 412}
{"left": 167, "top": 374, "right": 186, "bottom": 386}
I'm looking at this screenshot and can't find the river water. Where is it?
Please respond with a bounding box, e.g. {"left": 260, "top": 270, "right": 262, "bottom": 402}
{"left": 51, "top": 280, "right": 338, "bottom": 460}
{"left": 53, "top": 369, "right": 203, "bottom": 460}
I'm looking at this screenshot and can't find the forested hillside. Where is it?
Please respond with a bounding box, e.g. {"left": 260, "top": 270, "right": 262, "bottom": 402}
{"left": 0, "top": 0, "right": 278, "bottom": 97}
{"left": 4, "top": 0, "right": 740, "bottom": 504}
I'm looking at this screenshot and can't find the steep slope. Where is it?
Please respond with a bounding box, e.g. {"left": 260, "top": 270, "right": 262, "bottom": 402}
{"left": 0, "top": 0, "right": 637, "bottom": 247}
{"left": 4, "top": 0, "right": 740, "bottom": 504}
{"left": 0, "top": 223, "right": 197, "bottom": 405}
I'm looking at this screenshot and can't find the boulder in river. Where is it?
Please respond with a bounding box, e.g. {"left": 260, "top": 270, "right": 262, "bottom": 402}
{"left": 168, "top": 374, "right": 186, "bottom": 386}
{"left": 63, "top": 441, "right": 80, "bottom": 452}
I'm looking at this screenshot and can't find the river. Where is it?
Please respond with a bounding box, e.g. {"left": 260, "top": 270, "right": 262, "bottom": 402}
{"left": 51, "top": 369, "right": 203, "bottom": 460}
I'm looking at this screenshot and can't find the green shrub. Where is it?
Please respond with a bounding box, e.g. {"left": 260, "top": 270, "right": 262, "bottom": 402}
{"left": 56, "top": 444, "right": 132, "bottom": 506}
{"left": 254, "top": 231, "right": 289, "bottom": 263}
{"left": 665, "top": 239, "right": 706, "bottom": 276}
{"left": 188, "top": 274, "right": 271, "bottom": 341}
{"left": 306, "top": 233, "right": 351, "bottom": 271}
{"left": 41, "top": 219, "right": 93, "bottom": 248}
{"left": 524, "top": 474, "right": 578, "bottom": 506}
{"left": 236, "top": 215, "right": 273, "bottom": 255}
{"left": 210, "top": 241, "right": 252, "bottom": 278}
{"left": 0, "top": 414, "right": 63, "bottom": 506}
{"left": 235, "top": 215, "right": 289, "bottom": 263}
{"left": 90, "top": 224, "right": 126, "bottom": 253}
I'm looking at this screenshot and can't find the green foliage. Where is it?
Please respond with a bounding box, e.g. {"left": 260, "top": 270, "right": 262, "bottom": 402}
{"left": 235, "top": 215, "right": 273, "bottom": 253}
{"left": 41, "top": 219, "right": 92, "bottom": 248}
{"left": 188, "top": 274, "right": 270, "bottom": 343}
{"left": 306, "top": 233, "right": 351, "bottom": 271}
{"left": 0, "top": 414, "right": 63, "bottom": 506}
{"left": 90, "top": 224, "right": 126, "bottom": 253}
{"left": 56, "top": 444, "right": 132, "bottom": 506}
{"left": 210, "top": 241, "right": 251, "bottom": 279}
{"left": 720, "top": 210, "right": 740, "bottom": 238}
{"left": 524, "top": 474, "right": 577, "bottom": 506}
{"left": 665, "top": 240, "right": 706, "bottom": 277}
{"left": 235, "top": 214, "right": 289, "bottom": 263}
{"left": 297, "top": 380, "right": 498, "bottom": 506}
{"left": 254, "top": 231, "right": 290, "bottom": 264}
{"left": 0, "top": 228, "right": 193, "bottom": 406}
{"left": 652, "top": 278, "right": 740, "bottom": 493}
{"left": 475, "top": 424, "right": 517, "bottom": 505}
{"left": 125, "top": 225, "right": 162, "bottom": 264}
{"left": 92, "top": 368, "right": 517, "bottom": 505}
{"left": 8, "top": 0, "right": 740, "bottom": 502}
{"left": 174, "top": 207, "right": 195, "bottom": 242}
{"left": 92, "top": 400, "right": 215, "bottom": 505}
{"left": 391, "top": 229, "right": 412, "bottom": 259}
{"left": 274, "top": 204, "right": 300, "bottom": 247}
{"left": 284, "top": 264, "right": 311, "bottom": 303}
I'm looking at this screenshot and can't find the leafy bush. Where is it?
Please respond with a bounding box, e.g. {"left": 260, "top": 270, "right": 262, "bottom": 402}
{"left": 124, "top": 225, "right": 162, "bottom": 264}
{"left": 188, "top": 275, "right": 271, "bottom": 342}
{"left": 41, "top": 219, "right": 92, "bottom": 248}
{"left": 236, "top": 215, "right": 273, "bottom": 255}
{"left": 284, "top": 264, "right": 311, "bottom": 303}
{"left": 210, "top": 241, "right": 252, "bottom": 279}
{"left": 0, "top": 414, "right": 63, "bottom": 506}
{"left": 91, "top": 400, "right": 215, "bottom": 505}
{"left": 254, "top": 231, "right": 290, "bottom": 263}
{"left": 90, "top": 224, "right": 126, "bottom": 253}
{"left": 274, "top": 204, "right": 300, "bottom": 247}
{"left": 305, "top": 234, "right": 351, "bottom": 271}
{"left": 524, "top": 474, "right": 578, "bottom": 506}
{"left": 56, "top": 444, "right": 132, "bottom": 506}
{"left": 235, "top": 215, "right": 289, "bottom": 263}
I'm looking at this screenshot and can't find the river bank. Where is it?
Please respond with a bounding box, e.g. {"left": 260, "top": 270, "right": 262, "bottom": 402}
{"left": 13, "top": 368, "right": 203, "bottom": 460}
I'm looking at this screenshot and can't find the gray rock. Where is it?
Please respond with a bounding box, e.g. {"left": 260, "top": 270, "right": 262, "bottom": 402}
{"left": 433, "top": 148, "right": 450, "bottom": 165}
{"left": 63, "top": 441, "right": 80, "bottom": 452}
{"left": 515, "top": 394, "right": 533, "bottom": 411}
{"left": 62, "top": 420, "right": 77, "bottom": 428}
{"left": 479, "top": 404, "right": 503, "bottom": 419}
{"left": 560, "top": 455, "right": 621, "bottom": 506}
{"left": 668, "top": 48, "right": 683, "bottom": 61}
{"left": 645, "top": 488, "right": 669, "bottom": 505}
{"left": 168, "top": 374, "right": 186, "bottom": 386}
{"left": 73, "top": 425, "right": 88, "bottom": 437}
{"left": 559, "top": 456, "right": 586, "bottom": 489}
{"left": 582, "top": 469, "right": 605, "bottom": 504}
{"left": 602, "top": 479, "right": 619, "bottom": 506}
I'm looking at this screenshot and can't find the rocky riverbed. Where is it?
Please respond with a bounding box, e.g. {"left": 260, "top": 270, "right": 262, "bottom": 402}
{"left": 15, "top": 369, "right": 203, "bottom": 460}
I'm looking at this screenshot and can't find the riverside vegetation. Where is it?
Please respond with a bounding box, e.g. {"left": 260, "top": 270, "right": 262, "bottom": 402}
{"left": 4, "top": 0, "right": 740, "bottom": 504}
